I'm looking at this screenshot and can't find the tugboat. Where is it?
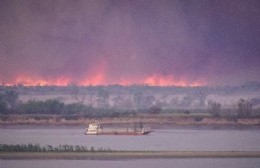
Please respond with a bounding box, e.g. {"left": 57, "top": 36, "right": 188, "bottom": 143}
{"left": 85, "top": 122, "right": 152, "bottom": 135}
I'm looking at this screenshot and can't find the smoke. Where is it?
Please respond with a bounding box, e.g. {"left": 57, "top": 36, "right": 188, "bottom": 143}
{"left": 0, "top": 0, "right": 260, "bottom": 86}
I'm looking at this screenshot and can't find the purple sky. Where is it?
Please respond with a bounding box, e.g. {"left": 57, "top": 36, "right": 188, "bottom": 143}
{"left": 0, "top": 0, "right": 259, "bottom": 86}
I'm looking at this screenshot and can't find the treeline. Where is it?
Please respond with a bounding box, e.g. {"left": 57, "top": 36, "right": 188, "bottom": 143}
{"left": 18, "top": 99, "right": 135, "bottom": 118}
{"left": 1, "top": 85, "right": 260, "bottom": 118}
{"left": 0, "top": 144, "right": 111, "bottom": 152}
{"left": 0, "top": 86, "right": 134, "bottom": 117}
{"left": 0, "top": 86, "right": 160, "bottom": 116}
{"left": 207, "top": 98, "right": 256, "bottom": 118}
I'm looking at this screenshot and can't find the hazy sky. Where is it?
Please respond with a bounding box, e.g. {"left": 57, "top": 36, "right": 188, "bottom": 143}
{"left": 0, "top": 0, "right": 259, "bottom": 86}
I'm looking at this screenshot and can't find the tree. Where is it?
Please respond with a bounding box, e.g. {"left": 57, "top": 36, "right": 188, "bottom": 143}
{"left": 0, "top": 94, "right": 7, "bottom": 113}
{"left": 208, "top": 100, "right": 221, "bottom": 117}
{"left": 96, "top": 88, "right": 109, "bottom": 108}
{"left": 143, "top": 95, "right": 155, "bottom": 109}
{"left": 133, "top": 93, "right": 142, "bottom": 109}
{"left": 194, "top": 91, "right": 207, "bottom": 107}
{"left": 148, "top": 105, "right": 162, "bottom": 114}
{"left": 87, "top": 86, "right": 95, "bottom": 108}
{"left": 44, "top": 99, "right": 64, "bottom": 114}
{"left": 237, "top": 99, "right": 252, "bottom": 117}
{"left": 112, "top": 95, "right": 123, "bottom": 109}
{"left": 0, "top": 87, "right": 19, "bottom": 113}
{"left": 70, "top": 85, "right": 87, "bottom": 105}
{"left": 69, "top": 85, "right": 88, "bottom": 113}
{"left": 180, "top": 95, "right": 193, "bottom": 107}
{"left": 19, "top": 99, "right": 64, "bottom": 114}
{"left": 4, "top": 89, "right": 19, "bottom": 110}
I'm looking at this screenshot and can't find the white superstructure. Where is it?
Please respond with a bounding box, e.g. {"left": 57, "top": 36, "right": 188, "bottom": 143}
{"left": 85, "top": 123, "right": 100, "bottom": 135}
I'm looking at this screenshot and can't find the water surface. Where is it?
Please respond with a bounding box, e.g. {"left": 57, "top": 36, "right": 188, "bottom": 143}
{"left": 0, "top": 126, "right": 259, "bottom": 151}
{"left": 1, "top": 158, "right": 260, "bottom": 168}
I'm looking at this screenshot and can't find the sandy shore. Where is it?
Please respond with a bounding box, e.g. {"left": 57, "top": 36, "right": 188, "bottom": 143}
{"left": 1, "top": 151, "right": 260, "bottom": 160}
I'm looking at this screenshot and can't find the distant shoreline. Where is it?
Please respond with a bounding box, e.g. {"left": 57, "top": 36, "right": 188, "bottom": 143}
{"left": 1, "top": 114, "right": 260, "bottom": 128}
{"left": 1, "top": 151, "right": 260, "bottom": 160}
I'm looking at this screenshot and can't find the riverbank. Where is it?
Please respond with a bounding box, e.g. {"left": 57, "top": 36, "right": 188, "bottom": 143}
{"left": 1, "top": 151, "right": 260, "bottom": 160}
{"left": 1, "top": 114, "right": 260, "bottom": 128}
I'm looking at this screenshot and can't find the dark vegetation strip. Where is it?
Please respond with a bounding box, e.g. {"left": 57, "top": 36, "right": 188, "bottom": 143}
{"left": 0, "top": 144, "right": 111, "bottom": 153}
{"left": 1, "top": 144, "right": 260, "bottom": 160}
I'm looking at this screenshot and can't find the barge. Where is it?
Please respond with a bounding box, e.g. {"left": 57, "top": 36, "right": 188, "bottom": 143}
{"left": 85, "top": 123, "right": 152, "bottom": 135}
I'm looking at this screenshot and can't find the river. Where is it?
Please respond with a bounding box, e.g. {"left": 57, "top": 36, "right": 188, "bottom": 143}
{"left": 0, "top": 126, "right": 260, "bottom": 151}
{"left": 1, "top": 158, "right": 260, "bottom": 168}
{"left": 1, "top": 126, "right": 260, "bottom": 168}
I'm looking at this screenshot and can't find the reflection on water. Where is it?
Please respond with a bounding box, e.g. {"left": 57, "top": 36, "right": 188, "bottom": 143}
{"left": 0, "top": 127, "right": 260, "bottom": 151}
{"left": 1, "top": 158, "right": 260, "bottom": 168}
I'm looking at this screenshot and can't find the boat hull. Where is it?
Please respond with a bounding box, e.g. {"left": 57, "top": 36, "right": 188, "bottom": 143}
{"left": 85, "top": 131, "right": 152, "bottom": 135}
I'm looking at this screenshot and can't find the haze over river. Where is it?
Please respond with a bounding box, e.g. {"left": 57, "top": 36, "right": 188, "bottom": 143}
{"left": 1, "top": 126, "right": 260, "bottom": 168}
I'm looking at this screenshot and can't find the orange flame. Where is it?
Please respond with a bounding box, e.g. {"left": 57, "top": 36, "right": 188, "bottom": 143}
{"left": 144, "top": 74, "right": 203, "bottom": 87}
{"left": 3, "top": 74, "right": 204, "bottom": 87}
{"left": 8, "top": 76, "right": 70, "bottom": 86}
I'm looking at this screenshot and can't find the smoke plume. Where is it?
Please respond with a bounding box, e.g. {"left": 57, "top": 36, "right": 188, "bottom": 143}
{"left": 0, "top": 0, "right": 259, "bottom": 86}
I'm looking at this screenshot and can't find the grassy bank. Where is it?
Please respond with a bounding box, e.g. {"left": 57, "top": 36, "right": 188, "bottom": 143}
{"left": 1, "top": 144, "right": 260, "bottom": 160}
{"left": 1, "top": 151, "right": 260, "bottom": 160}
